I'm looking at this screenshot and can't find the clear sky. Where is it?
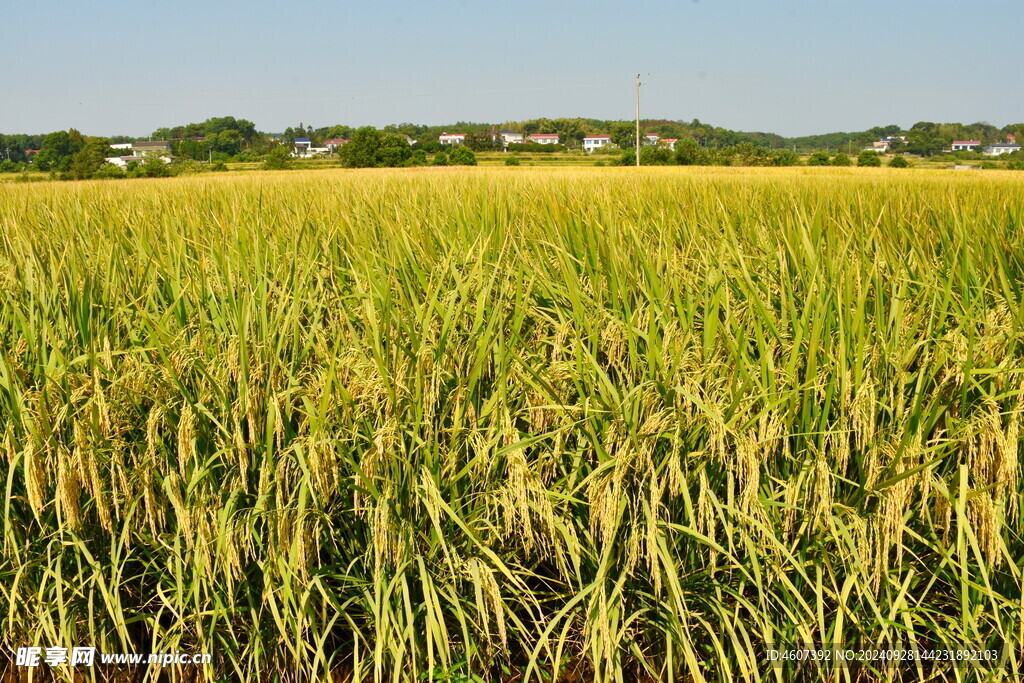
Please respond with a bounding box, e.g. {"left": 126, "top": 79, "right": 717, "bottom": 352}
{"left": 3, "top": 0, "right": 1023, "bottom": 138}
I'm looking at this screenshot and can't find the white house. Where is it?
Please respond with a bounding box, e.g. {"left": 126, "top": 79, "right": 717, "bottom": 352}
{"left": 323, "top": 138, "right": 349, "bottom": 152}
{"left": 499, "top": 130, "right": 524, "bottom": 145}
{"left": 645, "top": 133, "right": 660, "bottom": 145}
{"left": 104, "top": 155, "right": 170, "bottom": 168}
{"left": 583, "top": 135, "right": 612, "bottom": 153}
{"left": 951, "top": 140, "right": 981, "bottom": 151}
{"left": 528, "top": 133, "right": 559, "bottom": 145}
{"left": 293, "top": 138, "right": 312, "bottom": 156}
{"left": 983, "top": 141, "right": 1022, "bottom": 156}
{"left": 439, "top": 133, "right": 467, "bottom": 145}
{"left": 660, "top": 138, "right": 678, "bottom": 150}
{"left": 110, "top": 143, "right": 133, "bottom": 151}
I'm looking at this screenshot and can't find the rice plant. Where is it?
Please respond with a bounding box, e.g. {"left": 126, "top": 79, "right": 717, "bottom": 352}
{"left": 0, "top": 167, "right": 1022, "bottom": 681}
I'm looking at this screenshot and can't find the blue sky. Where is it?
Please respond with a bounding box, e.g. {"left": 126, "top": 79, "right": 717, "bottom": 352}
{"left": 3, "top": 0, "right": 1023, "bottom": 137}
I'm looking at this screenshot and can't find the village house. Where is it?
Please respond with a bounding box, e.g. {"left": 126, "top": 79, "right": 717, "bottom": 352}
{"left": 293, "top": 138, "right": 312, "bottom": 156}
{"left": 983, "top": 139, "right": 1022, "bottom": 156}
{"left": 645, "top": 133, "right": 660, "bottom": 145}
{"left": 583, "top": 135, "right": 612, "bottom": 153}
{"left": 660, "top": 138, "right": 678, "bottom": 150}
{"left": 323, "top": 138, "right": 349, "bottom": 152}
{"left": 951, "top": 140, "right": 981, "bottom": 151}
{"left": 499, "top": 130, "right": 524, "bottom": 146}
{"left": 104, "top": 155, "right": 171, "bottom": 168}
{"left": 528, "top": 133, "right": 559, "bottom": 145}
{"left": 439, "top": 133, "right": 467, "bottom": 145}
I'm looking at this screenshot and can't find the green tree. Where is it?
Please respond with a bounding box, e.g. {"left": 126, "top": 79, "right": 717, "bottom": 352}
{"left": 35, "top": 130, "right": 83, "bottom": 171}
{"left": 674, "top": 138, "right": 708, "bottom": 166}
{"left": 807, "top": 151, "right": 831, "bottom": 166}
{"left": 68, "top": 138, "right": 114, "bottom": 179}
{"left": 640, "top": 146, "right": 673, "bottom": 165}
{"left": 858, "top": 150, "right": 882, "bottom": 167}
{"left": 447, "top": 146, "right": 477, "bottom": 166}
{"left": 831, "top": 153, "right": 852, "bottom": 166}
{"left": 889, "top": 154, "right": 910, "bottom": 168}
{"left": 262, "top": 146, "right": 292, "bottom": 170}
{"left": 464, "top": 131, "right": 495, "bottom": 152}
{"left": 770, "top": 149, "right": 800, "bottom": 166}
{"left": 139, "top": 153, "right": 172, "bottom": 178}
{"left": 338, "top": 127, "right": 412, "bottom": 168}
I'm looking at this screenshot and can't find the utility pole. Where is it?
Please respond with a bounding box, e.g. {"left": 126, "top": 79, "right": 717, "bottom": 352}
{"left": 635, "top": 74, "right": 641, "bottom": 167}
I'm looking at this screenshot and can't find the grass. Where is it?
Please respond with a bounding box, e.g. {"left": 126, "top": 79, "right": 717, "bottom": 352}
{"left": 0, "top": 166, "right": 1022, "bottom": 681}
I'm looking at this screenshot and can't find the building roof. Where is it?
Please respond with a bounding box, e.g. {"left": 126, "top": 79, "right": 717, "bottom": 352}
{"left": 661, "top": 138, "right": 678, "bottom": 142}
{"left": 952, "top": 140, "right": 981, "bottom": 145}
{"left": 439, "top": 132, "right": 466, "bottom": 137}
{"left": 294, "top": 138, "right": 311, "bottom": 143}
{"left": 530, "top": 133, "right": 559, "bottom": 138}
{"left": 134, "top": 141, "right": 169, "bottom": 148}
{"left": 323, "top": 138, "right": 349, "bottom": 145}
{"left": 988, "top": 142, "right": 1021, "bottom": 148}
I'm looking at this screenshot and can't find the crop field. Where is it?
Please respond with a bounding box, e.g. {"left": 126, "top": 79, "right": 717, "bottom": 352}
{"left": 1, "top": 167, "right": 1023, "bottom": 681}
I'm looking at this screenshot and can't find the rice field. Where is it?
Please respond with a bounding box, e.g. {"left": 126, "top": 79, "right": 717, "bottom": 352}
{"left": 1, "top": 166, "right": 1023, "bottom": 681}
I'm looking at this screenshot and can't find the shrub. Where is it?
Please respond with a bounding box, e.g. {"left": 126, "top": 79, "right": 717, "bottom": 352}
{"left": 858, "top": 151, "right": 882, "bottom": 167}
{"left": 504, "top": 156, "right": 520, "bottom": 166}
{"left": 675, "top": 138, "right": 709, "bottom": 166}
{"left": 640, "top": 147, "right": 674, "bottom": 166}
{"left": 93, "top": 163, "right": 126, "bottom": 179}
{"left": 447, "top": 146, "right": 477, "bottom": 166}
{"left": 831, "top": 153, "right": 852, "bottom": 167}
{"left": 807, "top": 151, "right": 831, "bottom": 166}
{"left": 889, "top": 154, "right": 910, "bottom": 168}
{"left": 262, "top": 146, "right": 292, "bottom": 170}
{"left": 210, "top": 161, "right": 229, "bottom": 172}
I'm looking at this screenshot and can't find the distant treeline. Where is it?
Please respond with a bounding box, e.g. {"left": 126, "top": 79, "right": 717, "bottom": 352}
{"left": 3, "top": 116, "right": 1024, "bottom": 178}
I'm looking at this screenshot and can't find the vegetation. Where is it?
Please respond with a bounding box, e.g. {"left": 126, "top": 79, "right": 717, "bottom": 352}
{"left": 447, "top": 146, "right": 478, "bottom": 166}
{"left": 338, "top": 127, "right": 413, "bottom": 168}
{"left": 859, "top": 150, "right": 883, "bottom": 167}
{"left": 889, "top": 154, "right": 910, "bottom": 168}
{"left": 262, "top": 145, "right": 293, "bottom": 170}
{"left": 1, "top": 167, "right": 1022, "bottom": 681}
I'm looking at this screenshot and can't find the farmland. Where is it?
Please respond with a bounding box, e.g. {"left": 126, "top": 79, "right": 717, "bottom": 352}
{"left": 1, "top": 166, "right": 1023, "bottom": 681}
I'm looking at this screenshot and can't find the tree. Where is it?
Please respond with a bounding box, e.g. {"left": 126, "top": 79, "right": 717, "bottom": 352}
{"left": 464, "top": 131, "right": 496, "bottom": 152}
{"left": 807, "top": 151, "right": 831, "bottom": 166}
{"left": 338, "top": 127, "right": 412, "bottom": 168}
{"left": 771, "top": 149, "right": 800, "bottom": 166}
{"left": 640, "top": 146, "right": 673, "bottom": 165}
{"left": 858, "top": 150, "right": 882, "bottom": 167}
{"left": 68, "top": 138, "right": 114, "bottom": 179}
{"left": 888, "top": 154, "right": 909, "bottom": 168}
{"left": 447, "top": 146, "right": 477, "bottom": 166}
{"left": 831, "top": 153, "right": 852, "bottom": 167}
{"left": 262, "top": 146, "right": 292, "bottom": 170}
{"left": 674, "top": 138, "right": 708, "bottom": 166}
{"left": 35, "top": 130, "right": 83, "bottom": 171}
